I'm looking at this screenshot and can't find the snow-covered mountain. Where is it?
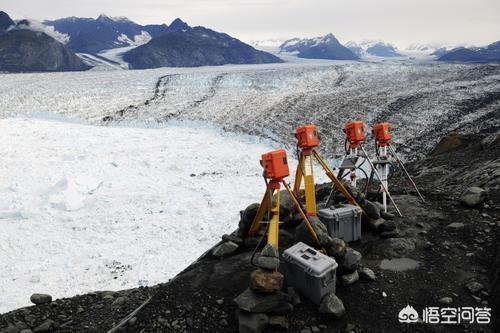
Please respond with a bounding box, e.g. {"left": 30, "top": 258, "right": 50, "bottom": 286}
{"left": 44, "top": 14, "right": 169, "bottom": 53}
{"left": 0, "top": 12, "right": 90, "bottom": 72}
{"left": 123, "top": 19, "right": 283, "bottom": 69}
{"left": 279, "top": 34, "right": 358, "bottom": 60}
{"left": 345, "top": 40, "right": 402, "bottom": 58}
{"left": 438, "top": 41, "right": 500, "bottom": 63}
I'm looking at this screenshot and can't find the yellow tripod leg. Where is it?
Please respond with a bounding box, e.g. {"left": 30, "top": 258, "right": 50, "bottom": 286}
{"left": 248, "top": 189, "right": 272, "bottom": 236}
{"left": 304, "top": 154, "right": 317, "bottom": 215}
{"left": 292, "top": 154, "right": 304, "bottom": 195}
{"left": 282, "top": 181, "right": 323, "bottom": 250}
{"left": 313, "top": 150, "right": 366, "bottom": 216}
{"left": 267, "top": 190, "right": 280, "bottom": 249}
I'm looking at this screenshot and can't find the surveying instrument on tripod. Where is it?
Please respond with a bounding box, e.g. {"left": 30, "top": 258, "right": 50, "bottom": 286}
{"left": 292, "top": 124, "right": 365, "bottom": 216}
{"left": 337, "top": 121, "right": 403, "bottom": 217}
{"left": 370, "top": 122, "right": 425, "bottom": 212}
{"left": 248, "top": 149, "right": 323, "bottom": 255}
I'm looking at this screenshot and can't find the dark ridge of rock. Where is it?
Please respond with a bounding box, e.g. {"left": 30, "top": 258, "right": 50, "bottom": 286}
{"left": 123, "top": 25, "right": 283, "bottom": 69}
{"left": 438, "top": 41, "right": 500, "bottom": 63}
{"left": 44, "top": 14, "right": 169, "bottom": 53}
{"left": 280, "top": 34, "right": 358, "bottom": 60}
{"left": 0, "top": 30, "right": 91, "bottom": 72}
{"left": 0, "top": 11, "right": 15, "bottom": 34}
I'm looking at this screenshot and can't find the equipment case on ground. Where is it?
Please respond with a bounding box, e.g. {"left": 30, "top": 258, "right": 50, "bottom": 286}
{"left": 283, "top": 242, "right": 338, "bottom": 305}
{"left": 317, "top": 204, "right": 362, "bottom": 242}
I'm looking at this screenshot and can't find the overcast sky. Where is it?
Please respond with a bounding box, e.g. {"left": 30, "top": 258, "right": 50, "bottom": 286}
{"left": 3, "top": 0, "right": 499, "bottom": 47}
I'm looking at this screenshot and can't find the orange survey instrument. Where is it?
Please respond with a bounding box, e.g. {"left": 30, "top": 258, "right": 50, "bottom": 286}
{"left": 296, "top": 124, "right": 319, "bottom": 150}
{"left": 344, "top": 121, "right": 366, "bottom": 148}
{"left": 292, "top": 124, "right": 365, "bottom": 217}
{"left": 261, "top": 149, "right": 289, "bottom": 182}
{"left": 372, "top": 122, "right": 392, "bottom": 147}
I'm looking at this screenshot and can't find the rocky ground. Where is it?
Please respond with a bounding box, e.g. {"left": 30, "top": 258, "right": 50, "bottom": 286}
{"left": 0, "top": 133, "right": 499, "bottom": 333}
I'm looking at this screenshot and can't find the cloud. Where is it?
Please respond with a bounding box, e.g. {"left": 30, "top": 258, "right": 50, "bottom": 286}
{"left": 16, "top": 19, "right": 71, "bottom": 44}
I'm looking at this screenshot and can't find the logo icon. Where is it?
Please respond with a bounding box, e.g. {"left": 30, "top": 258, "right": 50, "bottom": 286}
{"left": 398, "top": 305, "right": 419, "bottom": 323}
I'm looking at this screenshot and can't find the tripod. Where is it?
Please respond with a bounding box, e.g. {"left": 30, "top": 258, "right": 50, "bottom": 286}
{"left": 292, "top": 124, "right": 365, "bottom": 216}
{"left": 337, "top": 121, "right": 403, "bottom": 217}
{"left": 370, "top": 122, "right": 425, "bottom": 212}
{"left": 248, "top": 149, "right": 323, "bottom": 251}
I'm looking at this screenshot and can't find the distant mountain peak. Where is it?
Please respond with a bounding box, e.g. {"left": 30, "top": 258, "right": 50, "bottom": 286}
{"left": 169, "top": 18, "right": 189, "bottom": 31}
{"left": 280, "top": 34, "right": 358, "bottom": 60}
{"left": 0, "top": 11, "right": 15, "bottom": 33}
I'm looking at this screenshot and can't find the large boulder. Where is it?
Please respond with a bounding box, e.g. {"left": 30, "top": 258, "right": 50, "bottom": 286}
{"left": 460, "top": 187, "right": 487, "bottom": 207}
{"left": 238, "top": 311, "right": 269, "bottom": 333}
{"left": 338, "top": 248, "right": 362, "bottom": 272}
{"left": 295, "top": 216, "right": 331, "bottom": 248}
{"left": 319, "top": 292, "right": 346, "bottom": 318}
{"left": 212, "top": 241, "right": 239, "bottom": 257}
{"left": 234, "top": 288, "right": 293, "bottom": 314}
{"left": 238, "top": 203, "right": 261, "bottom": 237}
{"left": 250, "top": 269, "right": 284, "bottom": 293}
{"left": 30, "top": 293, "right": 52, "bottom": 305}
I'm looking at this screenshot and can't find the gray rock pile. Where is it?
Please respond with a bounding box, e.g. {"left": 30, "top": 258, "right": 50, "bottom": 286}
{"left": 231, "top": 181, "right": 381, "bottom": 332}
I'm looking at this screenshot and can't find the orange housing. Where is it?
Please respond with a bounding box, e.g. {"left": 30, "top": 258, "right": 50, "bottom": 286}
{"left": 261, "top": 149, "right": 290, "bottom": 181}
{"left": 344, "top": 121, "right": 366, "bottom": 148}
{"left": 295, "top": 124, "right": 319, "bottom": 150}
{"left": 372, "top": 122, "right": 392, "bottom": 146}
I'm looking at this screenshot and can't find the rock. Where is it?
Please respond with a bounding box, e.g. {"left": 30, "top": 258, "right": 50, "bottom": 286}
{"left": 278, "top": 229, "right": 296, "bottom": 248}
{"left": 326, "top": 238, "right": 347, "bottom": 259}
{"left": 243, "top": 236, "right": 264, "bottom": 250}
{"left": 296, "top": 216, "right": 331, "bottom": 247}
{"left": 379, "top": 220, "right": 396, "bottom": 231}
{"left": 319, "top": 292, "right": 346, "bottom": 318}
{"left": 380, "top": 230, "right": 400, "bottom": 238}
{"left": 222, "top": 233, "right": 243, "bottom": 245}
{"left": 256, "top": 256, "right": 280, "bottom": 270}
{"left": 339, "top": 270, "right": 359, "bottom": 286}
{"left": 212, "top": 241, "right": 239, "bottom": 257}
{"left": 112, "top": 296, "right": 127, "bottom": 307}
{"left": 234, "top": 288, "right": 293, "bottom": 314}
{"left": 238, "top": 203, "right": 261, "bottom": 237}
{"left": 447, "top": 222, "right": 465, "bottom": 230}
{"left": 465, "top": 281, "right": 484, "bottom": 293}
{"left": 287, "top": 287, "right": 301, "bottom": 305}
{"left": 20, "top": 330, "right": 33, "bottom": 333}
{"left": 367, "top": 218, "right": 385, "bottom": 231}
{"left": 128, "top": 317, "right": 137, "bottom": 325}
{"left": 339, "top": 248, "right": 362, "bottom": 272}
{"left": 460, "top": 187, "right": 487, "bottom": 207}
{"left": 238, "top": 311, "right": 269, "bottom": 333}
{"left": 438, "top": 297, "right": 453, "bottom": 304}
{"left": 273, "top": 189, "right": 294, "bottom": 218}
{"left": 362, "top": 200, "right": 381, "bottom": 219}
{"left": 30, "top": 293, "right": 52, "bottom": 305}
{"left": 250, "top": 269, "right": 284, "bottom": 293}
{"left": 33, "top": 320, "right": 56, "bottom": 333}
{"left": 261, "top": 243, "right": 278, "bottom": 258}
{"left": 380, "top": 211, "right": 395, "bottom": 220}
{"left": 358, "top": 267, "right": 376, "bottom": 281}
{"left": 269, "top": 315, "right": 289, "bottom": 330}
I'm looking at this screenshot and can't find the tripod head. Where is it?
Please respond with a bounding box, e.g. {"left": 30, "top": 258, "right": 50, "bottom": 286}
{"left": 372, "top": 122, "right": 392, "bottom": 147}
{"left": 295, "top": 124, "right": 319, "bottom": 153}
{"left": 261, "top": 149, "right": 289, "bottom": 188}
{"left": 344, "top": 121, "right": 366, "bottom": 149}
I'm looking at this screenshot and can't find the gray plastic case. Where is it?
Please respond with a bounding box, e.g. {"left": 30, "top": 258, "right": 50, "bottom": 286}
{"left": 317, "top": 204, "right": 362, "bottom": 242}
{"left": 283, "top": 242, "right": 338, "bottom": 305}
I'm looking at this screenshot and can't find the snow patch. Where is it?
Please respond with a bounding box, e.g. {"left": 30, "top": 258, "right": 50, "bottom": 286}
{"left": 16, "top": 19, "right": 70, "bottom": 44}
